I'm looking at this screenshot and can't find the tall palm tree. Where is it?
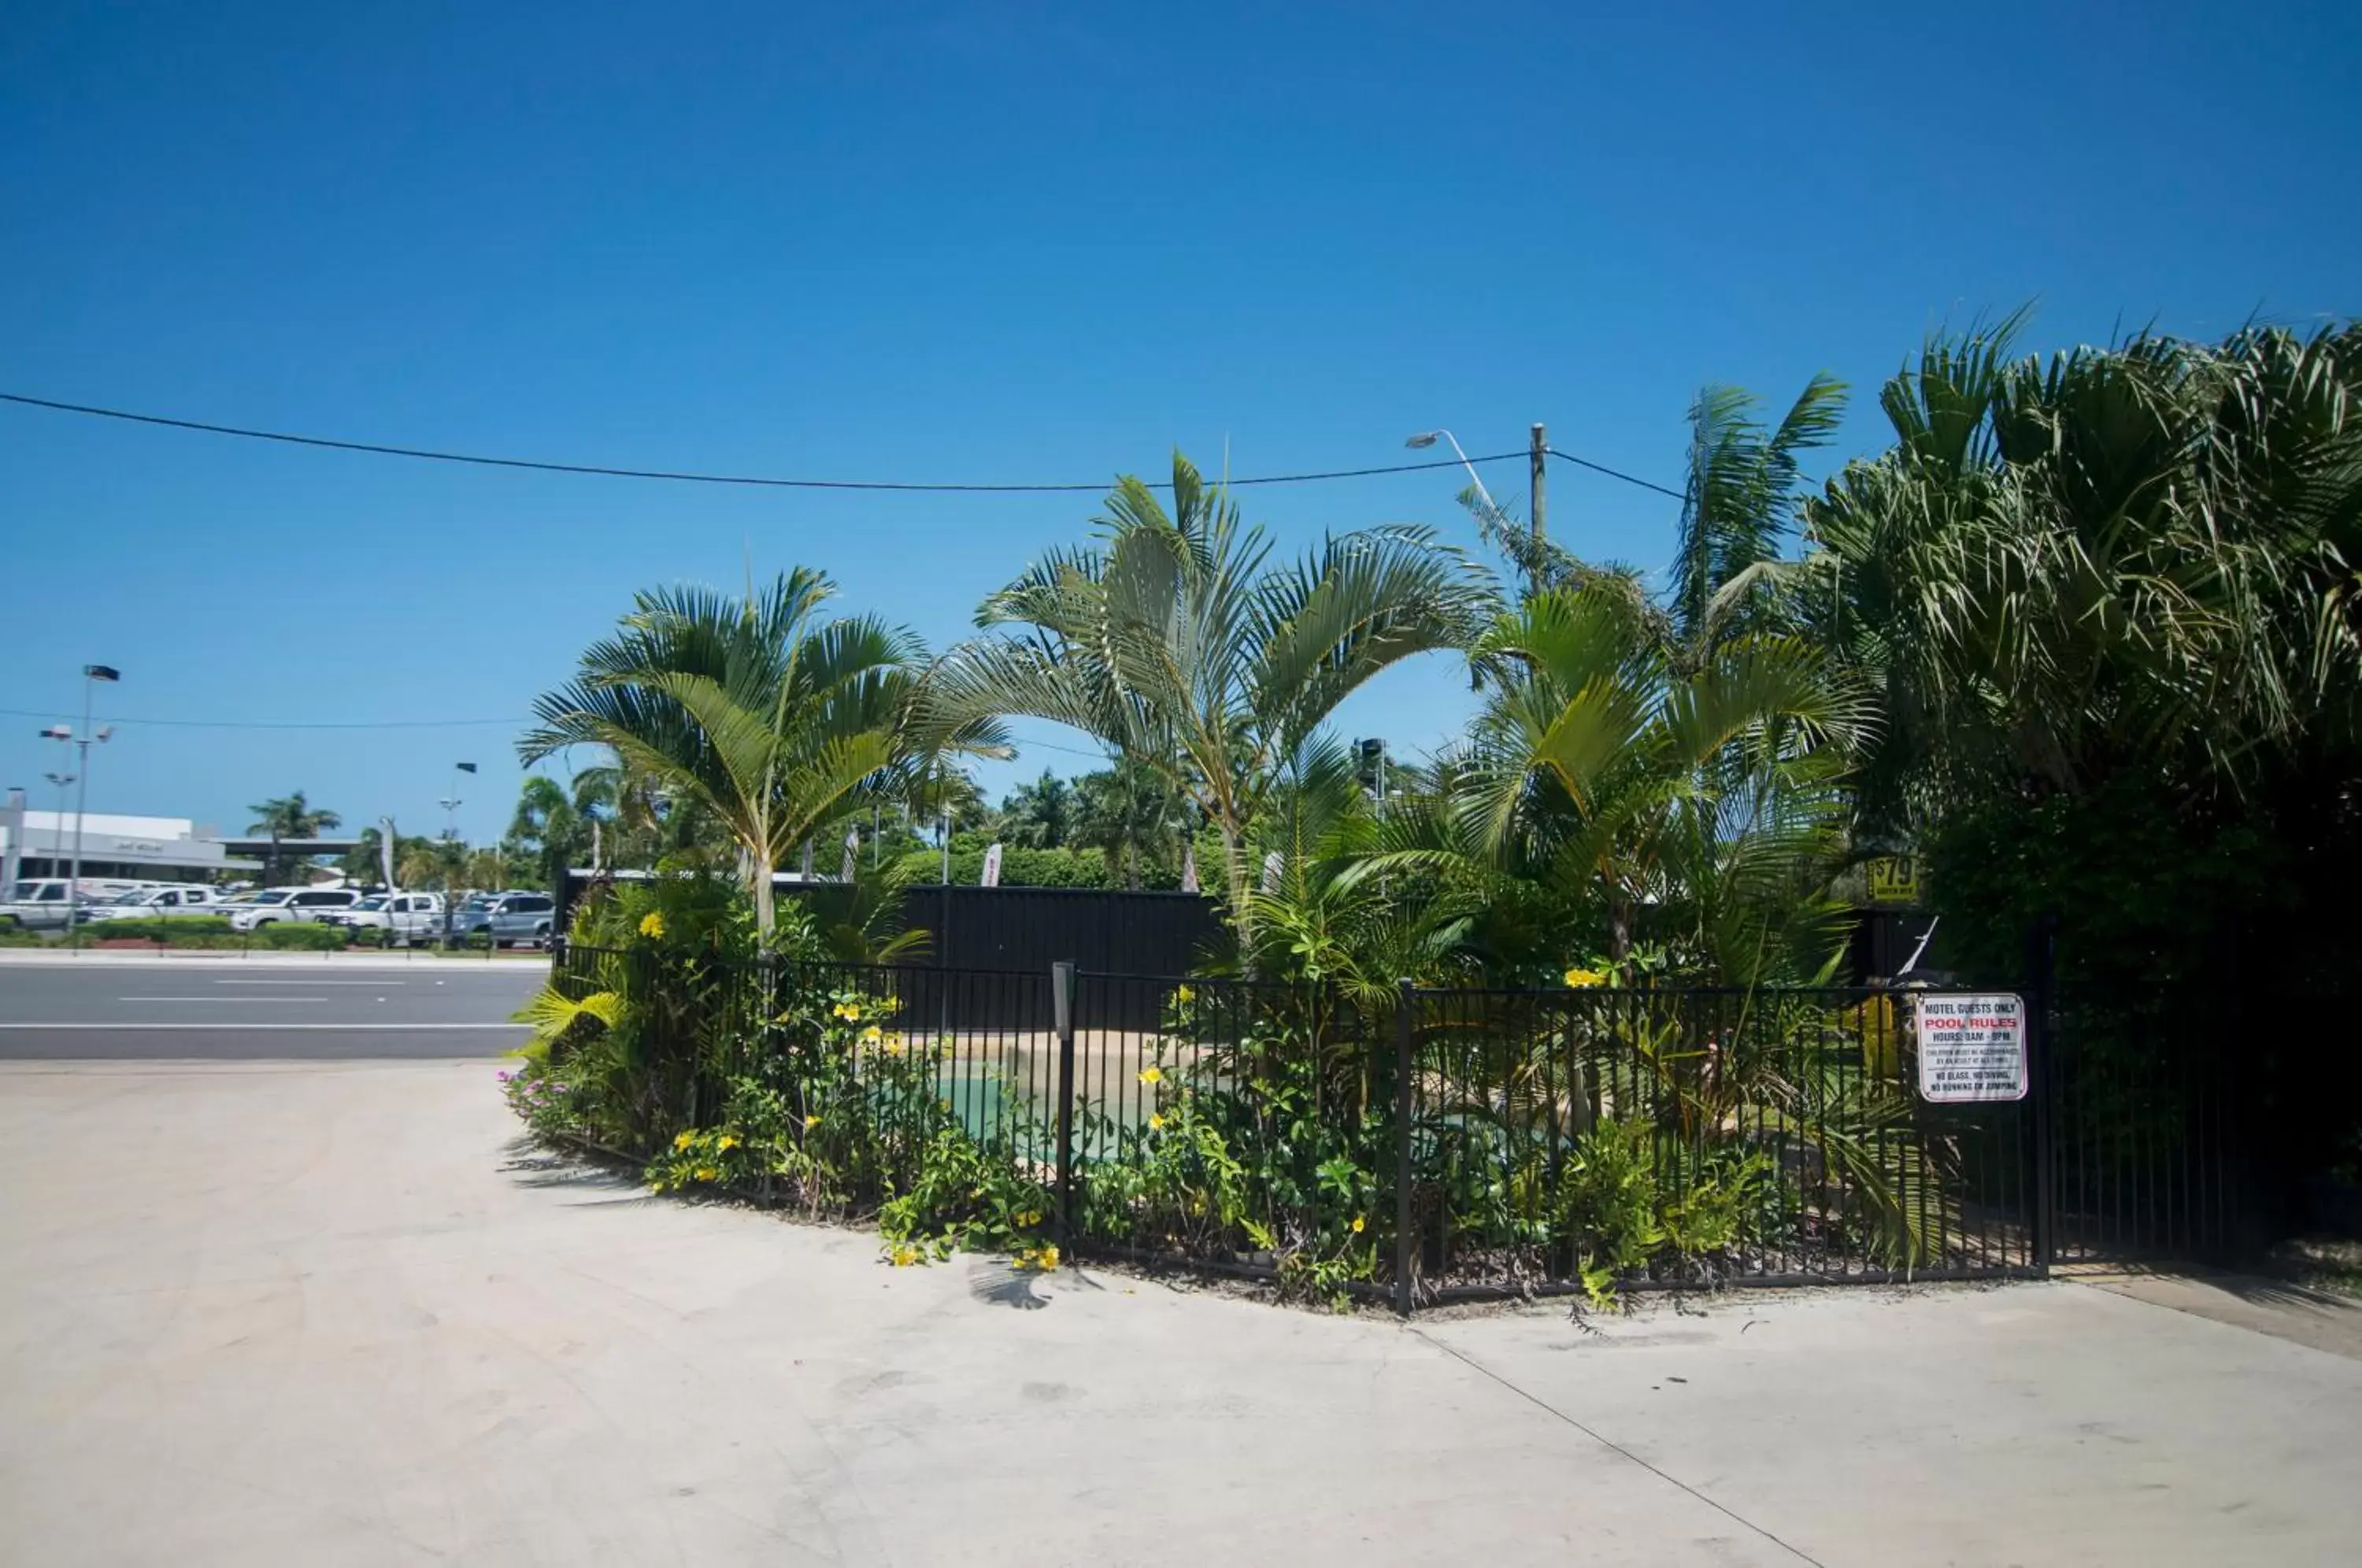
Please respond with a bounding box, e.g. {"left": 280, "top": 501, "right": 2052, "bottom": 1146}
{"left": 937, "top": 453, "right": 1494, "bottom": 939}
{"left": 520, "top": 568, "right": 1002, "bottom": 937}
{"left": 246, "top": 791, "right": 342, "bottom": 885}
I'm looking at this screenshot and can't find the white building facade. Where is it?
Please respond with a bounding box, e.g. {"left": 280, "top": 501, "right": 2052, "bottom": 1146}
{"left": 0, "top": 793, "right": 257, "bottom": 887}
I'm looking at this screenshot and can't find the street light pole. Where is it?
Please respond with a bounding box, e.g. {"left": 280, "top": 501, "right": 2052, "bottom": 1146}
{"left": 62, "top": 664, "right": 119, "bottom": 912}
{"left": 43, "top": 771, "right": 75, "bottom": 875}
{"left": 1404, "top": 429, "right": 1501, "bottom": 515}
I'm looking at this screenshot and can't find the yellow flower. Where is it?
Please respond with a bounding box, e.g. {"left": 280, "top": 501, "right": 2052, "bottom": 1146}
{"left": 1175, "top": 984, "right": 1195, "bottom": 1004}
{"left": 1037, "top": 1244, "right": 1060, "bottom": 1270}
{"left": 673, "top": 1130, "right": 694, "bottom": 1152}
{"left": 803, "top": 1114, "right": 821, "bottom": 1129}
{"left": 716, "top": 1134, "right": 739, "bottom": 1152}
{"left": 694, "top": 1166, "right": 718, "bottom": 1182}
{"left": 639, "top": 911, "right": 666, "bottom": 940}
{"left": 1564, "top": 967, "right": 1607, "bottom": 989}
{"left": 890, "top": 1245, "right": 920, "bottom": 1267}
{"left": 1148, "top": 1113, "right": 1166, "bottom": 1131}
{"left": 861, "top": 1024, "right": 884, "bottom": 1045}
{"left": 1138, "top": 1065, "right": 1163, "bottom": 1085}
{"left": 1351, "top": 1215, "right": 1366, "bottom": 1234}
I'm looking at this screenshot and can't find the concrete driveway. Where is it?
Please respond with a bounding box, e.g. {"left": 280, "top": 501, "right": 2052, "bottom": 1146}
{"left": 5, "top": 1036, "right": 2360, "bottom": 1563}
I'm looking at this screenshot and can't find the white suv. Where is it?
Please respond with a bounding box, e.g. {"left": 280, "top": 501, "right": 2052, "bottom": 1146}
{"left": 227, "top": 887, "right": 366, "bottom": 930}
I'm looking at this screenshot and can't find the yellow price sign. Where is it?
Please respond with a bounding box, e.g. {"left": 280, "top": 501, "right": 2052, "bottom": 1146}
{"left": 1866, "top": 856, "right": 1920, "bottom": 905}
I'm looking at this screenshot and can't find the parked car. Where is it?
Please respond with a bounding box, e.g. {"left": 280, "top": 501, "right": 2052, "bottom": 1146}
{"left": 321, "top": 891, "right": 445, "bottom": 945}
{"left": 227, "top": 886, "right": 368, "bottom": 930}
{"left": 446, "top": 890, "right": 557, "bottom": 948}
{"left": 79, "top": 885, "right": 231, "bottom": 923}
{"left": 0, "top": 878, "right": 83, "bottom": 931}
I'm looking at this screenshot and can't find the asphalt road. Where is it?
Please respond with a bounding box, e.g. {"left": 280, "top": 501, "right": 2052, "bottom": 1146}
{"left": 0, "top": 960, "right": 543, "bottom": 1058}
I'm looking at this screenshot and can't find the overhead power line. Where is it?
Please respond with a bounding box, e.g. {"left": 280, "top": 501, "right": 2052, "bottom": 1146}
{"left": 0, "top": 705, "right": 1120, "bottom": 765}
{"left": 1, "top": 392, "right": 1522, "bottom": 494}
{"left": 0, "top": 706, "right": 521, "bottom": 731}
{"left": 0, "top": 390, "right": 1683, "bottom": 499}
{"left": 1546, "top": 446, "right": 1686, "bottom": 501}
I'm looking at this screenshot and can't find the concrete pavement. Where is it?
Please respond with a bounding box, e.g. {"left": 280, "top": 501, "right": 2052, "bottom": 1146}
{"left": 6, "top": 1050, "right": 2362, "bottom": 1566}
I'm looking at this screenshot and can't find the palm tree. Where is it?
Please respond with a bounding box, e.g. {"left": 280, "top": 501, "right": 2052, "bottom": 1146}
{"left": 1072, "top": 759, "right": 1187, "bottom": 889}
{"left": 1806, "top": 317, "right": 2362, "bottom": 838}
{"left": 397, "top": 837, "right": 466, "bottom": 893}
{"left": 246, "top": 791, "right": 342, "bottom": 885}
{"left": 999, "top": 769, "right": 1075, "bottom": 849}
{"left": 508, "top": 775, "right": 585, "bottom": 893}
{"left": 938, "top": 453, "right": 1494, "bottom": 941}
{"left": 520, "top": 568, "right": 1003, "bottom": 938}
{"left": 1447, "top": 581, "right": 1868, "bottom": 977}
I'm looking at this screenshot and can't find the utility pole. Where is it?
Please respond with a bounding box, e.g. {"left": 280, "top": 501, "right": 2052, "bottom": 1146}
{"left": 1529, "top": 422, "right": 1548, "bottom": 585}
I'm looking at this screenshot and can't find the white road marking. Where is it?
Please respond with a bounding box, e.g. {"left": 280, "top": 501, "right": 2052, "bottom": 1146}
{"left": 118, "top": 997, "right": 321, "bottom": 1004}
{"left": 213, "top": 979, "right": 405, "bottom": 987}
{"left": 0, "top": 1022, "right": 524, "bottom": 1031}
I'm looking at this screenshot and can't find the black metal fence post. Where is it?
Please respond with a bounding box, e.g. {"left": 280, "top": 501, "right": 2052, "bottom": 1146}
{"left": 1052, "top": 960, "right": 1077, "bottom": 1253}
{"left": 2027, "top": 912, "right": 2059, "bottom": 1274}
{"left": 1393, "top": 978, "right": 1416, "bottom": 1316}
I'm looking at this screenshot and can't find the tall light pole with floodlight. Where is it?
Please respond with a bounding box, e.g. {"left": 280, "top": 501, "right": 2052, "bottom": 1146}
{"left": 38, "top": 664, "right": 120, "bottom": 918}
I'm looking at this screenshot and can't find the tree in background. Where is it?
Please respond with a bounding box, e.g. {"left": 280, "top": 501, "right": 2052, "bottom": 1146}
{"left": 939, "top": 453, "right": 1493, "bottom": 942}
{"left": 998, "top": 768, "right": 1074, "bottom": 848}
{"left": 396, "top": 837, "right": 467, "bottom": 893}
{"left": 246, "top": 790, "right": 342, "bottom": 886}
{"left": 508, "top": 775, "right": 600, "bottom": 893}
{"left": 1072, "top": 757, "right": 1189, "bottom": 889}
{"left": 521, "top": 568, "right": 1005, "bottom": 938}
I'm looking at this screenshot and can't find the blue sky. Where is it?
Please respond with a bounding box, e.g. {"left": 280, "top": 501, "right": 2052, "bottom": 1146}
{"left": 4, "top": 1, "right": 2355, "bottom": 844}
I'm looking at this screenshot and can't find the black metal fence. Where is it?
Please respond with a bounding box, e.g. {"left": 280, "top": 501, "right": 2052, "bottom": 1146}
{"left": 550, "top": 945, "right": 2168, "bottom": 1307}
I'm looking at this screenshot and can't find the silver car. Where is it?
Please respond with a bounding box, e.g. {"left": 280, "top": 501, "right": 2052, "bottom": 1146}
{"left": 446, "top": 891, "right": 557, "bottom": 948}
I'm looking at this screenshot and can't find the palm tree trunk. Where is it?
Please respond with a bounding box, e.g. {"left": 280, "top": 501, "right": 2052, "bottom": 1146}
{"left": 1217, "top": 815, "right": 1256, "bottom": 955}
{"left": 752, "top": 858, "right": 776, "bottom": 939}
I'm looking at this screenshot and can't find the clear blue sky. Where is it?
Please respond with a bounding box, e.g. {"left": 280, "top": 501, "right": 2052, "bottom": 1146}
{"left": 4, "top": 1, "right": 2355, "bottom": 845}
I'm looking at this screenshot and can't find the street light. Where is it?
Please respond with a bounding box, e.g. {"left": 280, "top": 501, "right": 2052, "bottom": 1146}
{"left": 39, "top": 664, "right": 119, "bottom": 921}
{"left": 1405, "top": 429, "right": 1502, "bottom": 515}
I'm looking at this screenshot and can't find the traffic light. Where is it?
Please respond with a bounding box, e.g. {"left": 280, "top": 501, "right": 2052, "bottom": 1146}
{"left": 1355, "top": 738, "right": 1387, "bottom": 795}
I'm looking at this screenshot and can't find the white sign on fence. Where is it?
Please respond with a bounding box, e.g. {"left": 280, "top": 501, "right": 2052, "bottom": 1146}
{"left": 980, "top": 841, "right": 1003, "bottom": 889}
{"left": 1912, "top": 993, "right": 2029, "bottom": 1103}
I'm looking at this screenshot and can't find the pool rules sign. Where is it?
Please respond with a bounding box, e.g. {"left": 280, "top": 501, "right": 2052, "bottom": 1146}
{"left": 1912, "top": 993, "right": 2029, "bottom": 1103}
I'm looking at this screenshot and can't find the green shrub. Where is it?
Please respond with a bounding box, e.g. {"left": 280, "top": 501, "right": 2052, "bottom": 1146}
{"left": 257, "top": 922, "right": 349, "bottom": 951}
{"left": 90, "top": 915, "right": 235, "bottom": 941}
{"left": 891, "top": 845, "right": 1117, "bottom": 889}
